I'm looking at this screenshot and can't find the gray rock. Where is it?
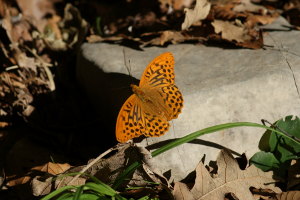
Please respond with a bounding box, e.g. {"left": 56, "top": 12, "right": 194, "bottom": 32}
{"left": 76, "top": 17, "right": 300, "bottom": 181}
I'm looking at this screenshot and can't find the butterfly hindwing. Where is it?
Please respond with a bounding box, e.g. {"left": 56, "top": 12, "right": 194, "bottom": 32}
{"left": 160, "top": 85, "right": 184, "bottom": 120}
{"left": 116, "top": 95, "right": 146, "bottom": 143}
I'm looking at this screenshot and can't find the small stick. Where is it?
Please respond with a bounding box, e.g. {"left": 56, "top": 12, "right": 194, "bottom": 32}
{"left": 67, "top": 145, "right": 119, "bottom": 185}
{"left": 261, "top": 119, "right": 300, "bottom": 143}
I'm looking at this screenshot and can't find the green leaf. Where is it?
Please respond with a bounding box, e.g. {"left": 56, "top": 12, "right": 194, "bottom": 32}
{"left": 250, "top": 151, "right": 280, "bottom": 171}
{"left": 269, "top": 115, "right": 300, "bottom": 163}
{"left": 258, "top": 129, "right": 272, "bottom": 151}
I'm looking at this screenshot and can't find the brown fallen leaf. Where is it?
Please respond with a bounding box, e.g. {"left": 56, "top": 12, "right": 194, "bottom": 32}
{"left": 43, "top": 3, "right": 88, "bottom": 51}
{"left": 287, "top": 160, "right": 300, "bottom": 190}
{"left": 32, "top": 162, "right": 71, "bottom": 175}
{"left": 7, "top": 162, "right": 70, "bottom": 188}
{"left": 173, "top": 149, "right": 281, "bottom": 200}
{"left": 250, "top": 187, "right": 277, "bottom": 199}
{"left": 272, "top": 191, "right": 300, "bottom": 200}
{"left": 173, "top": 0, "right": 194, "bottom": 11}
{"left": 246, "top": 13, "right": 279, "bottom": 28}
{"left": 181, "top": 0, "right": 211, "bottom": 30}
{"left": 0, "top": 122, "right": 9, "bottom": 128}
{"left": 144, "top": 30, "right": 186, "bottom": 46}
{"left": 211, "top": 2, "right": 247, "bottom": 21}
{"left": 16, "top": 0, "right": 59, "bottom": 32}
{"left": 173, "top": 182, "right": 195, "bottom": 200}
{"left": 2, "top": 18, "right": 33, "bottom": 44}
{"left": 32, "top": 175, "right": 86, "bottom": 196}
{"left": 142, "top": 29, "right": 207, "bottom": 47}
{"left": 212, "top": 20, "right": 250, "bottom": 43}
{"left": 233, "top": 0, "right": 268, "bottom": 14}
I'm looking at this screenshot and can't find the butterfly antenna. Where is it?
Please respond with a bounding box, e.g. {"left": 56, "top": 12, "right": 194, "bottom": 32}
{"left": 123, "top": 48, "right": 132, "bottom": 76}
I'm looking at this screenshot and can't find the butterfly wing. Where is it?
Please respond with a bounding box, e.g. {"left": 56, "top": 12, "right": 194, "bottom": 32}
{"left": 139, "top": 52, "right": 175, "bottom": 87}
{"left": 116, "top": 94, "right": 145, "bottom": 143}
{"left": 139, "top": 52, "right": 183, "bottom": 120}
{"left": 116, "top": 94, "right": 171, "bottom": 142}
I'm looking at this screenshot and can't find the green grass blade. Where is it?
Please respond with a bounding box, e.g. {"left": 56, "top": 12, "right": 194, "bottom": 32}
{"left": 41, "top": 185, "right": 77, "bottom": 200}
{"left": 112, "top": 161, "right": 140, "bottom": 189}
{"left": 56, "top": 193, "right": 74, "bottom": 200}
{"left": 152, "top": 122, "right": 300, "bottom": 157}
{"left": 73, "top": 185, "right": 84, "bottom": 200}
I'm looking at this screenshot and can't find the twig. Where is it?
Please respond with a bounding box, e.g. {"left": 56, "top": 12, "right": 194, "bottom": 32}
{"left": 261, "top": 119, "right": 300, "bottom": 143}
{"left": 23, "top": 45, "right": 55, "bottom": 91}
{"left": 67, "top": 145, "right": 119, "bottom": 185}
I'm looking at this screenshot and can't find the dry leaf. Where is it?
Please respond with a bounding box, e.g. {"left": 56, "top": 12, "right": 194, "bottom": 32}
{"left": 145, "top": 30, "right": 186, "bottom": 46}
{"left": 246, "top": 14, "right": 279, "bottom": 28}
{"left": 173, "top": 0, "right": 194, "bottom": 10}
{"left": 32, "top": 162, "right": 71, "bottom": 175}
{"left": 287, "top": 160, "right": 300, "bottom": 190}
{"left": 16, "top": 0, "right": 59, "bottom": 32}
{"left": 182, "top": 0, "right": 211, "bottom": 30}
{"left": 173, "top": 182, "right": 195, "bottom": 200}
{"left": 233, "top": 0, "right": 267, "bottom": 14}
{"left": 212, "top": 3, "right": 248, "bottom": 21}
{"left": 32, "top": 175, "right": 86, "bottom": 196}
{"left": 251, "top": 187, "right": 277, "bottom": 199}
{"left": 173, "top": 149, "right": 281, "bottom": 200}
{"left": 44, "top": 3, "right": 88, "bottom": 51}
{"left": 212, "top": 20, "right": 250, "bottom": 42}
{"left": 274, "top": 191, "right": 300, "bottom": 200}
{"left": 0, "top": 122, "right": 9, "bottom": 128}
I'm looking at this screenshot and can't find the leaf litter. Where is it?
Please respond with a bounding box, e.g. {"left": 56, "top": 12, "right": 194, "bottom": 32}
{"left": 0, "top": 0, "right": 300, "bottom": 199}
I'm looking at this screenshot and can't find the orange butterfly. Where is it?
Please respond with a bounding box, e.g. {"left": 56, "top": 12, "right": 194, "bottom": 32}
{"left": 116, "top": 52, "right": 183, "bottom": 143}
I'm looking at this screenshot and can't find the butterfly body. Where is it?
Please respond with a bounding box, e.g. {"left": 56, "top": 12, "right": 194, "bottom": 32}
{"left": 131, "top": 84, "right": 170, "bottom": 119}
{"left": 116, "top": 52, "right": 183, "bottom": 143}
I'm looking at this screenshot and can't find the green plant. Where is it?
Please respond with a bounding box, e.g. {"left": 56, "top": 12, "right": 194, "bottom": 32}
{"left": 42, "top": 120, "right": 300, "bottom": 199}
{"left": 250, "top": 115, "right": 300, "bottom": 178}
{"left": 113, "top": 121, "right": 300, "bottom": 189}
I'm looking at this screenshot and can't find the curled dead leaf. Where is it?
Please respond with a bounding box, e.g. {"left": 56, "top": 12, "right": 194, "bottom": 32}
{"left": 288, "top": 159, "right": 300, "bottom": 190}
{"left": 182, "top": 0, "right": 211, "bottom": 30}
{"left": 233, "top": 0, "right": 267, "bottom": 14}
{"left": 246, "top": 13, "right": 279, "bottom": 28}
{"left": 212, "top": 20, "right": 250, "bottom": 43}
{"left": 274, "top": 191, "right": 300, "bottom": 200}
{"left": 43, "top": 3, "right": 88, "bottom": 51}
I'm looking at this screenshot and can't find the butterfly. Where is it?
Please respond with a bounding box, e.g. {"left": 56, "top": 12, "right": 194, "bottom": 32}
{"left": 116, "top": 52, "right": 183, "bottom": 143}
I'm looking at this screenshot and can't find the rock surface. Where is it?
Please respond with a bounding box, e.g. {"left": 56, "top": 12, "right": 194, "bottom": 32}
{"left": 76, "top": 17, "right": 300, "bottom": 180}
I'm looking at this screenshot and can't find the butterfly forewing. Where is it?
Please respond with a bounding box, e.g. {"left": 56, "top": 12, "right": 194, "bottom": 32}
{"left": 139, "top": 52, "right": 175, "bottom": 88}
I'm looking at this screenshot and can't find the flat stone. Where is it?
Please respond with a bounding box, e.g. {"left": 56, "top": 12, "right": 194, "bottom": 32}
{"left": 76, "top": 17, "right": 300, "bottom": 180}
